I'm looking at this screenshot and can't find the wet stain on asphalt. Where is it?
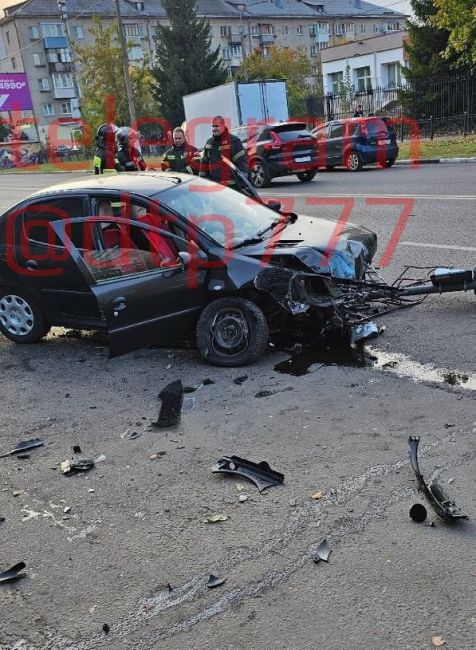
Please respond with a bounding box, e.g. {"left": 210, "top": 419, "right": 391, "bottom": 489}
{"left": 274, "top": 342, "right": 375, "bottom": 377}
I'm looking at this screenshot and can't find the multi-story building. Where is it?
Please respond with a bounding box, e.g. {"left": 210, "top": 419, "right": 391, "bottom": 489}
{"left": 0, "top": 0, "right": 407, "bottom": 142}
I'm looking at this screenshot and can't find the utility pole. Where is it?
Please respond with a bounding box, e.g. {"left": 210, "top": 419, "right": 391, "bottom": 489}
{"left": 114, "top": 0, "right": 137, "bottom": 125}
{"left": 57, "top": 0, "right": 81, "bottom": 119}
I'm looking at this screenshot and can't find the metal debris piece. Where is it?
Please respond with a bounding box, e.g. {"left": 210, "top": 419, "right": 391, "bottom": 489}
{"left": 312, "top": 539, "right": 332, "bottom": 563}
{"left": 234, "top": 375, "right": 248, "bottom": 385}
{"left": 409, "top": 503, "right": 427, "bottom": 523}
{"left": 207, "top": 574, "right": 226, "bottom": 589}
{"left": 128, "top": 431, "right": 141, "bottom": 440}
{"left": 0, "top": 561, "right": 26, "bottom": 584}
{"left": 61, "top": 459, "right": 95, "bottom": 475}
{"left": 408, "top": 436, "right": 468, "bottom": 521}
{"left": 351, "top": 321, "right": 382, "bottom": 344}
{"left": 213, "top": 456, "right": 284, "bottom": 493}
{"left": 0, "top": 438, "right": 44, "bottom": 459}
{"left": 152, "top": 380, "right": 184, "bottom": 428}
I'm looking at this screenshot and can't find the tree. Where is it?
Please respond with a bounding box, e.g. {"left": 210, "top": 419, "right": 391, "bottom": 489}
{"left": 151, "top": 0, "right": 227, "bottom": 126}
{"left": 431, "top": 0, "right": 476, "bottom": 67}
{"left": 74, "top": 17, "right": 158, "bottom": 132}
{"left": 236, "top": 46, "right": 313, "bottom": 117}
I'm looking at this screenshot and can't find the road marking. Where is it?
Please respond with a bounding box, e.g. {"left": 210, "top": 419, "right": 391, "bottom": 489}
{"left": 260, "top": 191, "right": 476, "bottom": 201}
{"left": 399, "top": 241, "right": 476, "bottom": 253}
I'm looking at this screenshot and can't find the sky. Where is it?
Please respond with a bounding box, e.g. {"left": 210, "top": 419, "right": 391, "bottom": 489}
{"left": 0, "top": 0, "right": 414, "bottom": 20}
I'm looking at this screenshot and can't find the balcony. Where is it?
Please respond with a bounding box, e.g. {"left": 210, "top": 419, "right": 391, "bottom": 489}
{"left": 228, "top": 33, "right": 243, "bottom": 46}
{"left": 48, "top": 62, "right": 72, "bottom": 74}
{"left": 259, "top": 34, "right": 276, "bottom": 44}
{"left": 43, "top": 36, "right": 68, "bottom": 49}
{"left": 230, "top": 56, "right": 242, "bottom": 67}
{"left": 53, "top": 87, "right": 76, "bottom": 99}
{"left": 316, "top": 31, "right": 330, "bottom": 44}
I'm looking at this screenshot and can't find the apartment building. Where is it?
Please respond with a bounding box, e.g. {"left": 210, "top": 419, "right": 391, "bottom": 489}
{"left": 0, "top": 0, "right": 407, "bottom": 141}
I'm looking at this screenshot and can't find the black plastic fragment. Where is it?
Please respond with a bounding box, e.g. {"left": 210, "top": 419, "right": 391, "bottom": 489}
{"left": 408, "top": 436, "right": 468, "bottom": 522}
{"left": 202, "top": 378, "right": 215, "bottom": 385}
{"left": 61, "top": 459, "right": 95, "bottom": 475}
{"left": 0, "top": 561, "right": 26, "bottom": 584}
{"left": 102, "top": 623, "right": 110, "bottom": 634}
{"left": 207, "top": 574, "right": 226, "bottom": 589}
{"left": 212, "top": 456, "right": 284, "bottom": 493}
{"left": 409, "top": 503, "right": 427, "bottom": 523}
{"left": 73, "top": 445, "right": 82, "bottom": 454}
{"left": 312, "top": 539, "right": 332, "bottom": 563}
{"left": 234, "top": 375, "right": 248, "bottom": 385}
{"left": 152, "top": 380, "right": 184, "bottom": 428}
{"left": 0, "top": 516, "right": 5, "bottom": 524}
{"left": 0, "top": 438, "right": 44, "bottom": 459}
{"left": 167, "top": 582, "right": 173, "bottom": 592}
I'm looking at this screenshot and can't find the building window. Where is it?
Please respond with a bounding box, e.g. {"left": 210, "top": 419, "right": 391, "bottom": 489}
{"left": 123, "top": 23, "right": 140, "bottom": 37}
{"left": 261, "top": 25, "right": 273, "bottom": 35}
{"left": 329, "top": 71, "right": 343, "bottom": 94}
{"left": 61, "top": 101, "right": 72, "bottom": 115}
{"left": 385, "top": 62, "right": 401, "bottom": 87}
{"left": 220, "top": 26, "right": 231, "bottom": 37}
{"left": 52, "top": 72, "right": 74, "bottom": 89}
{"left": 251, "top": 25, "right": 259, "bottom": 36}
{"left": 318, "top": 42, "right": 328, "bottom": 51}
{"left": 33, "top": 53, "right": 42, "bottom": 66}
{"left": 41, "top": 23, "right": 64, "bottom": 38}
{"left": 283, "top": 25, "right": 289, "bottom": 35}
{"left": 262, "top": 46, "right": 270, "bottom": 57}
{"left": 6, "top": 31, "right": 11, "bottom": 45}
{"left": 58, "top": 49, "right": 72, "bottom": 63}
{"left": 38, "top": 78, "right": 50, "bottom": 91}
{"left": 309, "top": 25, "right": 316, "bottom": 36}
{"left": 47, "top": 52, "right": 59, "bottom": 63}
{"left": 128, "top": 46, "right": 143, "bottom": 60}
{"left": 297, "top": 25, "right": 303, "bottom": 35}
{"left": 73, "top": 26, "right": 84, "bottom": 39}
{"left": 360, "top": 24, "right": 367, "bottom": 33}
{"left": 355, "top": 66, "right": 372, "bottom": 91}
{"left": 43, "top": 104, "right": 55, "bottom": 116}
{"left": 387, "top": 22, "right": 400, "bottom": 31}
{"left": 222, "top": 47, "right": 230, "bottom": 60}
{"left": 29, "top": 25, "right": 40, "bottom": 40}
{"left": 230, "top": 45, "right": 242, "bottom": 57}
{"left": 315, "top": 4, "right": 324, "bottom": 11}
{"left": 310, "top": 45, "right": 317, "bottom": 57}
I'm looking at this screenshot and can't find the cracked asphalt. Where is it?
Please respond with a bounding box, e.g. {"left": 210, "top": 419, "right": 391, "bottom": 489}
{"left": 0, "top": 165, "right": 475, "bottom": 649}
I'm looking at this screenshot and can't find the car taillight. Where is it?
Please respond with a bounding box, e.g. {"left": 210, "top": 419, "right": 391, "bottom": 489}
{"left": 263, "top": 131, "right": 282, "bottom": 151}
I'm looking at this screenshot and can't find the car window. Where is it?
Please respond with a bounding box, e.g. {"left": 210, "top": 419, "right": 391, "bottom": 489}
{"left": 22, "top": 197, "right": 86, "bottom": 249}
{"left": 329, "top": 123, "right": 344, "bottom": 139}
{"left": 361, "top": 118, "right": 390, "bottom": 138}
{"left": 314, "top": 126, "right": 327, "bottom": 140}
{"left": 271, "top": 124, "right": 313, "bottom": 141}
{"left": 346, "top": 121, "right": 361, "bottom": 136}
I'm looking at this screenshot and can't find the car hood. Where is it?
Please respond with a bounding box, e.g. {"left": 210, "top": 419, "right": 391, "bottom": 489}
{"left": 236, "top": 214, "right": 377, "bottom": 280}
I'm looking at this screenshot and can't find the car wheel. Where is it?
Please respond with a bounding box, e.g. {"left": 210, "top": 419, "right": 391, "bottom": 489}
{"left": 0, "top": 289, "right": 50, "bottom": 343}
{"left": 297, "top": 171, "right": 316, "bottom": 182}
{"left": 250, "top": 160, "right": 270, "bottom": 188}
{"left": 196, "top": 297, "right": 269, "bottom": 367}
{"left": 345, "top": 150, "right": 363, "bottom": 172}
{"left": 385, "top": 158, "right": 396, "bottom": 168}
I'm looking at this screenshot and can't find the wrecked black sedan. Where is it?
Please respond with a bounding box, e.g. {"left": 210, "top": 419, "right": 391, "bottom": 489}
{"left": 0, "top": 173, "right": 377, "bottom": 366}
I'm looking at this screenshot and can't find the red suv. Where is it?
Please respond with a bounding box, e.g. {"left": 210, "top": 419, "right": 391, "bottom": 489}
{"left": 232, "top": 121, "right": 319, "bottom": 188}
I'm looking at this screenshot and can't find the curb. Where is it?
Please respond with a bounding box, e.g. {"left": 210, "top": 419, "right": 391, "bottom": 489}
{"left": 396, "top": 156, "right": 476, "bottom": 166}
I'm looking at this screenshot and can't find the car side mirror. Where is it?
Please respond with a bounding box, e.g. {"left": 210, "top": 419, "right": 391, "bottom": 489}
{"left": 178, "top": 251, "right": 192, "bottom": 269}
{"left": 265, "top": 199, "right": 281, "bottom": 213}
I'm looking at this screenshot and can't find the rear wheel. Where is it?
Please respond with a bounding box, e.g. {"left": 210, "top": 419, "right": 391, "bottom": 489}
{"left": 345, "top": 150, "right": 363, "bottom": 172}
{"left": 196, "top": 297, "right": 269, "bottom": 367}
{"left": 385, "top": 158, "right": 396, "bottom": 168}
{"left": 297, "top": 171, "right": 316, "bottom": 182}
{"left": 0, "top": 289, "right": 49, "bottom": 343}
{"left": 250, "top": 160, "right": 271, "bottom": 188}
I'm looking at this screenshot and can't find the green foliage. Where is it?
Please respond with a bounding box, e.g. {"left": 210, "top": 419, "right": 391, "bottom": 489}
{"left": 236, "top": 45, "right": 313, "bottom": 117}
{"left": 431, "top": 0, "right": 476, "bottom": 67}
{"left": 151, "top": 0, "right": 227, "bottom": 127}
{"left": 74, "top": 17, "right": 158, "bottom": 133}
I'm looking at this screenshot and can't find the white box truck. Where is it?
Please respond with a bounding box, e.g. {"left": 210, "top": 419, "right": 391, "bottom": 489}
{"left": 183, "top": 80, "right": 288, "bottom": 149}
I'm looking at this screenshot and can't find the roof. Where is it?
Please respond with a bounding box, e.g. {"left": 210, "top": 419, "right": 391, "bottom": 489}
{"left": 2, "top": 0, "right": 141, "bottom": 19}
{"left": 320, "top": 30, "right": 406, "bottom": 63}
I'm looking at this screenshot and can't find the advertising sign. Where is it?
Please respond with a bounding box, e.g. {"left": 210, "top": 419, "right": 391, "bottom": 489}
{"left": 0, "top": 73, "right": 33, "bottom": 111}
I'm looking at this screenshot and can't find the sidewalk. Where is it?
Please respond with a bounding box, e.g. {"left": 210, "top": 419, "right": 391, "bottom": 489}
{"left": 396, "top": 156, "right": 476, "bottom": 165}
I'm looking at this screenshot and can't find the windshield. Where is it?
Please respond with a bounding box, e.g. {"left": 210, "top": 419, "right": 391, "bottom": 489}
{"left": 156, "top": 179, "right": 280, "bottom": 249}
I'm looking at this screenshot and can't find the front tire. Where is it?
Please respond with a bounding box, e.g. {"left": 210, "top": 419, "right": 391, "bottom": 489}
{"left": 196, "top": 297, "right": 269, "bottom": 367}
{"left": 250, "top": 160, "right": 271, "bottom": 188}
{"left": 297, "top": 171, "right": 316, "bottom": 182}
{"left": 345, "top": 150, "right": 363, "bottom": 172}
{"left": 0, "top": 289, "right": 49, "bottom": 343}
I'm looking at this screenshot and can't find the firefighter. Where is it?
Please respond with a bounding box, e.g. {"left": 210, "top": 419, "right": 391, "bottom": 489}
{"left": 161, "top": 127, "right": 198, "bottom": 174}
{"left": 93, "top": 123, "right": 119, "bottom": 174}
{"left": 199, "top": 115, "right": 248, "bottom": 188}
{"left": 115, "top": 127, "right": 147, "bottom": 172}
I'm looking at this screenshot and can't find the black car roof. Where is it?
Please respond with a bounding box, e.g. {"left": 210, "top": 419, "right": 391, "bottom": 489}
{"left": 27, "top": 172, "right": 189, "bottom": 200}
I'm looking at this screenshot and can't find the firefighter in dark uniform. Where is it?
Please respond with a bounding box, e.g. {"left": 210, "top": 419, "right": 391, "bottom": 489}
{"left": 161, "top": 127, "right": 198, "bottom": 174}
{"left": 199, "top": 115, "right": 248, "bottom": 189}
{"left": 116, "top": 127, "right": 147, "bottom": 172}
{"left": 93, "top": 122, "right": 118, "bottom": 174}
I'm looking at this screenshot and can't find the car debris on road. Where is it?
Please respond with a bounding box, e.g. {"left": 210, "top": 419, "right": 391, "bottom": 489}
{"left": 212, "top": 455, "right": 284, "bottom": 492}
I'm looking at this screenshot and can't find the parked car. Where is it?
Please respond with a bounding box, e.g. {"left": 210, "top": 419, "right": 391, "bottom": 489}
{"left": 0, "top": 173, "right": 377, "bottom": 366}
{"left": 232, "top": 121, "right": 319, "bottom": 188}
{"left": 312, "top": 117, "right": 399, "bottom": 171}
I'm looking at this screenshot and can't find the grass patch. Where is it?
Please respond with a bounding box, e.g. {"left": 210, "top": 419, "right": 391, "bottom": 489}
{"left": 398, "top": 135, "right": 476, "bottom": 160}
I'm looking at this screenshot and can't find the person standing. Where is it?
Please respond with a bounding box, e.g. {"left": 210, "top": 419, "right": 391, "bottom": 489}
{"left": 115, "top": 127, "right": 147, "bottom": 172}
{"left": 161, "top": 127, "right": 198, "bottom": 174}
{"left": 353, "top": 105, "right": 364, "bottom": 117}
{"left": 199, "top": 115, "right": 248, "bottom": 188}
{"left": 93, "top": 123, "right": 118, "bottom": 174}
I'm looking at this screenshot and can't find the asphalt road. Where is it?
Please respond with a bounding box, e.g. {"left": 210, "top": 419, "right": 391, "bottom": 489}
{"left": 0, "top": 165, "right": 475, "bottom": 650}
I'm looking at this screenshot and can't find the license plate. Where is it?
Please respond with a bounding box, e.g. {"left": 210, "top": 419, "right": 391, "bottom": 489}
{"left": 378, "top": 139, "right": 390, "bottom": 145}
{"left": 295, "top": 156, "right": 311, "bottom": 163}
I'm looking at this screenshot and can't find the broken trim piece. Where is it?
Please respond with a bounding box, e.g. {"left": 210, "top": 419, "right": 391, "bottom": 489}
{"left": 212, "top": 456, "right": 284, "bottom": 492}
{"left": 312, "top": 539, "right": 332, "bottom": 563}
{"left": 408, "top": 436, "right": 468, "bottom": 522}
{"left": 0, "top": 561, "right": 27, "bottom": 584}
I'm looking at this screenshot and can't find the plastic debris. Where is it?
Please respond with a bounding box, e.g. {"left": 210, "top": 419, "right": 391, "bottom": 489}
{"left": 255, "top": 387, "right": 293, "bottom": 398}
{"left": 202, "top": 378, "right": 215, "bottom": 385}
{"left": 409, "top": 503, "right": 427, "bottom": 523}
{"left": 95, "top": 454, "right": 106, "bottom": 463}
{"left": 207, "top": 574, "right": 226, "bottom": 588}
{"left": 73, "top": 445, "right": 82, "bottom": 454}
{"left": 205, "top": 514, "right": 228, "bottom": 524}
{"left": 312, "top": 539, "right": 332, "bottom": 563}
{"left": 61, "top": 459, "right": 95, "bottom": 475}
{"left": 152, "top": 380, "right": 184, "bottom": 428}
{"left": 213, "top": 456, "right": 284, "bottom": 493}
{"left": 351, "top": 321, "right": 382, "bottom": 344}
{"left": 128, "top": 431, "right": 142, "bottom": 440}
{"left": 150, "top": 451, "right": 167, "bottom": 460}
{"left": 182, "top": 396, "right": 196, "bottom": 414}
{"left": 0, "top": 561, "right": 26, "bottom": 584}
{"left": 102, "top": 623, "right": 110, "bottom": 634}
{"left": 431, "top": 635, "right": 446, "bottom": 647}
{"left": 238, "top": 495, "right": 249, "bottom": 503}
{"left": 0, "top": 438, "right": 44, "bottom": 459}
{"left": 234, "top": 375, "right": 248, "bottom": 385}
{"left": 311, "top": 491, "right": 325, "bottom": 500}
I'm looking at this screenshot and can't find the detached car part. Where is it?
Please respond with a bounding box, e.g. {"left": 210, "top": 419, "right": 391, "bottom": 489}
{"left": 408, "top": 436, "right": 468, "bottom": 522}
{"left": 0, "top": 438, "right": 43, "bottom": 459}
{"left": 0, "top": 561, "right": 26, "bottom": 584}
{"left": 152, "top": 380, "right": 184, "bottom": 428}
{"left": 312, "top": 539, "right": 332, "bottom": 563}
{"left": 212, "top": 455, "right": 284, "bottom": 492}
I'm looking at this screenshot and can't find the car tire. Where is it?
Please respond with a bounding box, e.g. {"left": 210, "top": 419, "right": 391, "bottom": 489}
{"left": 385, "top": 158, "right": 396, "bottom": 168}
{"left": 0, "top": 289, "right": 50, "bottom": 344}
{"left": 196, "top": 297, "right": 269, "bottom": 367}
{"left": 345, "top": 150, "right": 363, "bottom": 172}
{"left": 297, "top": 171, "right": 316, "bottom": 182}
{"left": 250, "top": 160, "right": 271, "bottom": 188}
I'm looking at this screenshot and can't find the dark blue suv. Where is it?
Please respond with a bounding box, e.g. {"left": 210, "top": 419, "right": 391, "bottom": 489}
{"left": 312, "top": 117, "right": 399, "bottom": 171}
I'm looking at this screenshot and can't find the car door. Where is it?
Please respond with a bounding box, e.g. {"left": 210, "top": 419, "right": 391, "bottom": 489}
{"left": 52, "top": 216, "right": 208, "bottom": 358}
{"left": 326, "top": 122, "right": 345, "bottom": 165}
